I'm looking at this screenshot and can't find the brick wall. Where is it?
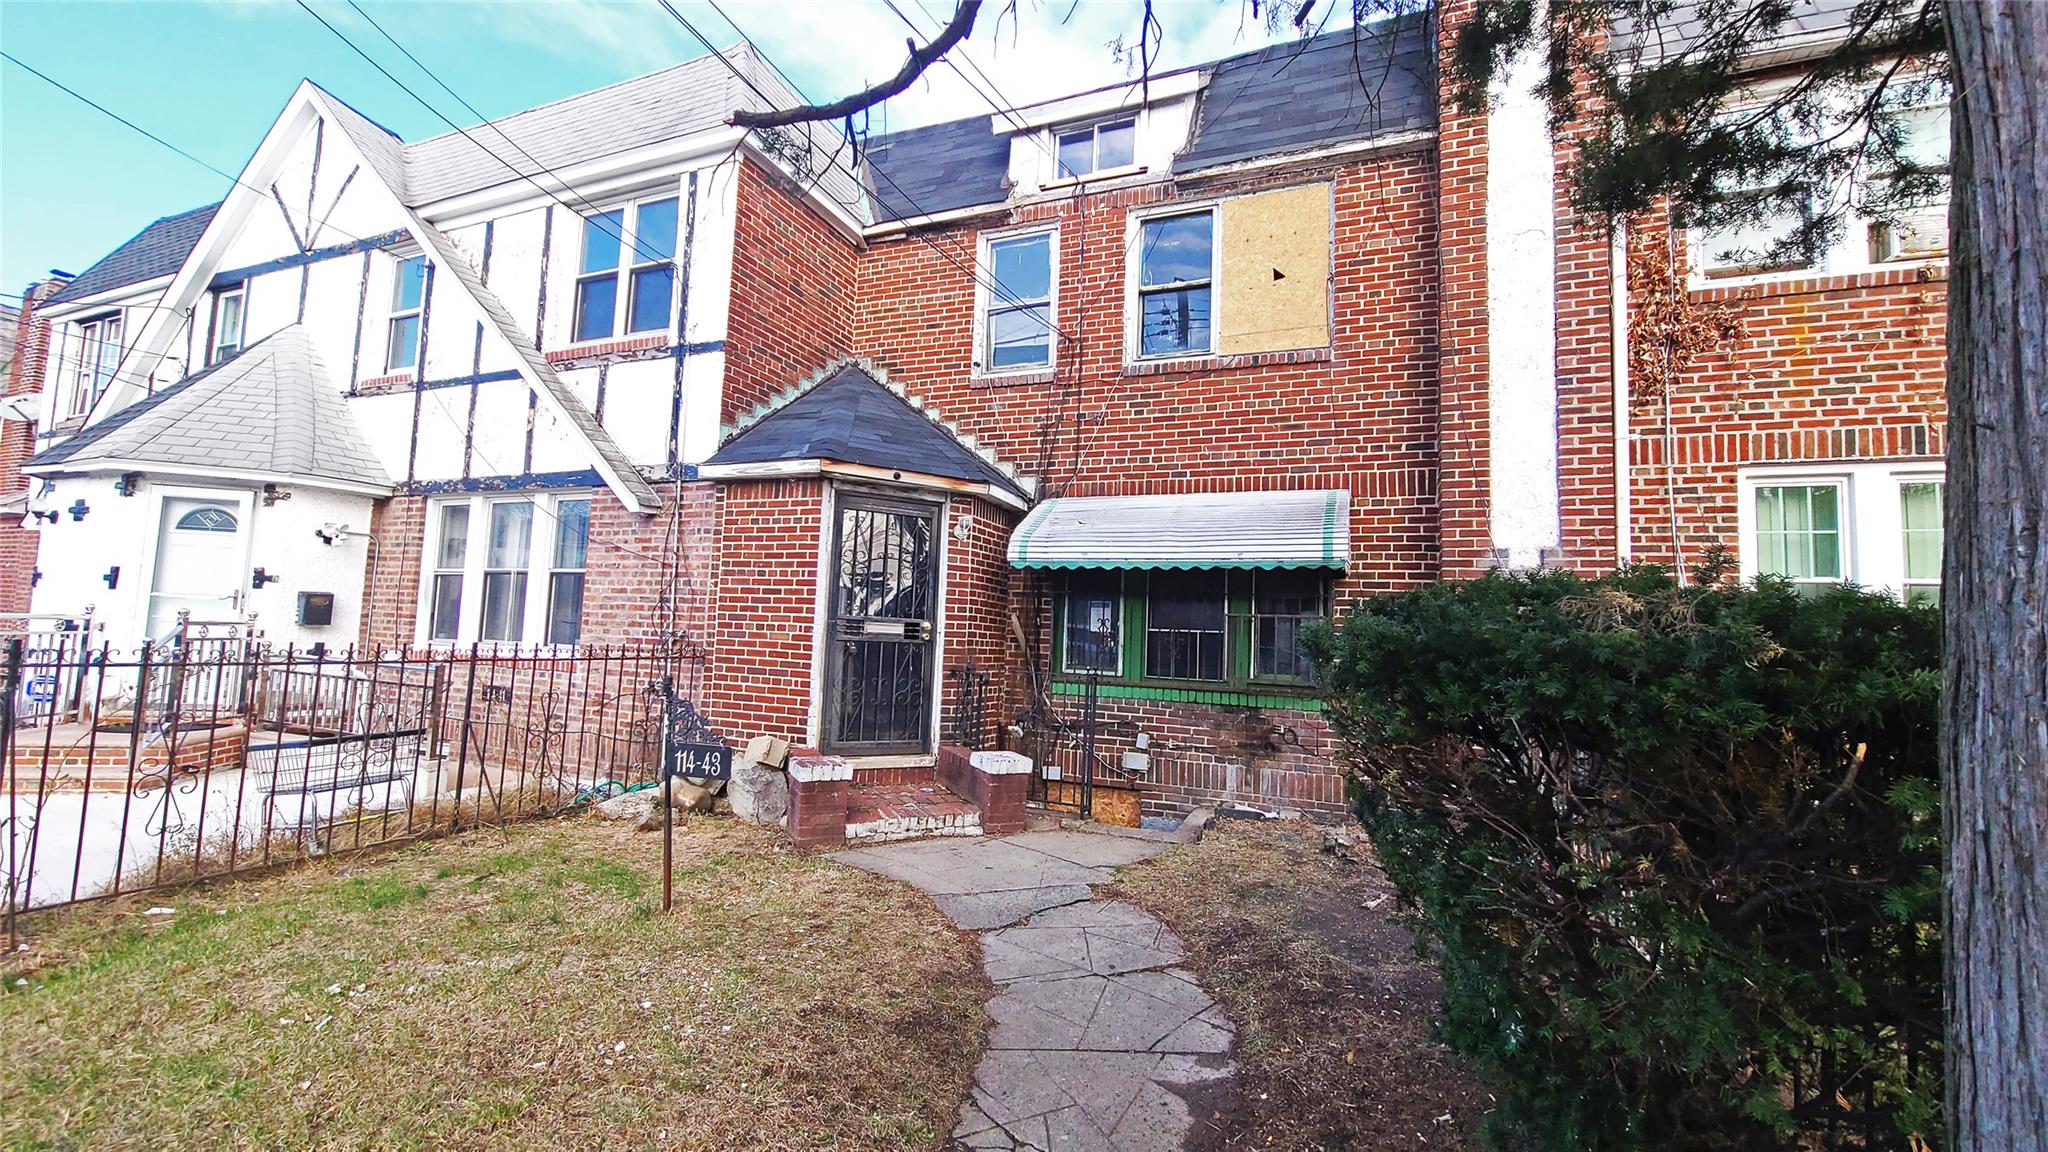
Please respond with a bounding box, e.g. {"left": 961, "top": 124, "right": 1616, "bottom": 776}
{"left": 722, "top": 159, "right": 858, "bottom": 424}
{"left": 705, "top": 478, "right": 823, "bottom": 744}
{"left": 1622, "top": 219, "right": 1949, "bottom": 569}
{"left": 0, "top": 280, "right": 60, "bottom": 617}
{"left": 938, "top": 494, "right": 1019, "bottom": 748}
{"left": 1432, "top": 0, "right": 1493, "bottom": 579}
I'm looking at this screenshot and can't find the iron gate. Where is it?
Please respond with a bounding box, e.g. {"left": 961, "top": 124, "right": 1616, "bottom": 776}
{"left": 825, "top": 494, "right": 940, "bottom": 755}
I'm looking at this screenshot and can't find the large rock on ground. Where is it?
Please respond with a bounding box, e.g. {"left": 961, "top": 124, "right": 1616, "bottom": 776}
{"left": 594, "top": 789, "right": 660, "bottom": 822}
{"left": 727, "top": 759, "right": 789, "bottom": 826}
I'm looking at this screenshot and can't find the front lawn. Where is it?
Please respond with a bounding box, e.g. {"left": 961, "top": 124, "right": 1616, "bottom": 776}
{"left": 2, "top": 817, "right": 987, "bottom": 1151}
{"left": 1110, "top": 818, "right": 1491, "bottom": 1150}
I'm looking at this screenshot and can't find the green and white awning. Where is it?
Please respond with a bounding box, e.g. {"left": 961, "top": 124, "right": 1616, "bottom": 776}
{"left": 1008, "top": 490, "right": 1350, "bottom": 571}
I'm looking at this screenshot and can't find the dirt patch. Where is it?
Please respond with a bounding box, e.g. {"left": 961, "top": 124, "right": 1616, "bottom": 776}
{"left": 1108, "top": 819, "right": 1492, "bottom": 1150}
{"left": 3, "top": 814, "right": 988, "bottom": 1151}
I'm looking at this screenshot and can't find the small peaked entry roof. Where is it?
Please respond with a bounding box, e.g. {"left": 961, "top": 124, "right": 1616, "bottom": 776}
{"left": 1009, "top": 490, "right": 1351, "bottom": 571}
{"left": 25, "top": 326, "right": 390, "bottom": 495}
{"left": 45, "top": 203, "right": 220, "bottom": 306}
{"left": 704, "top": 363, "right": 1031, "bottom": 504}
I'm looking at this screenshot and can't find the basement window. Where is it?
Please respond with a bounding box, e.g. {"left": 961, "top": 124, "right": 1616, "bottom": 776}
{"left": 386, "top": 255, "right": 427, "bottom": 372}
{"left": 574, "top": 195, "right": 679, "bottom": 343}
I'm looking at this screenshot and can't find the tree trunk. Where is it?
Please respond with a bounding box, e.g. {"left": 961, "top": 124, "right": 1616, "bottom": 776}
{"left": 1942, "top": 3, "right": 2048, "bottom": 1149}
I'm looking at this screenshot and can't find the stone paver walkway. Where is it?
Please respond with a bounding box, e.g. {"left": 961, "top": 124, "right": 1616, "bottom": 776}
{"left": 831, "top": 830, "right": 1235, "bottom": 1151}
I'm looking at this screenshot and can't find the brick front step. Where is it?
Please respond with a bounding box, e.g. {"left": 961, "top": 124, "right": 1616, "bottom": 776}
{"left": 844, "top": 782, "right": 982, "bottom": 844}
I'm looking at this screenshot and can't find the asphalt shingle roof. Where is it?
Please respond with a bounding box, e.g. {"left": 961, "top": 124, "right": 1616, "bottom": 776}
{"left": 44, "top": 204, "right": 219, "bottom": 306}
{"left": 707, "top": 364, "right": 1027, "bottom": 499}
{"left": 25, "top": 326, "right": 390, "bottom": 492}
{"left": 861, "top": 14, "right": 1436, "bottom": 223}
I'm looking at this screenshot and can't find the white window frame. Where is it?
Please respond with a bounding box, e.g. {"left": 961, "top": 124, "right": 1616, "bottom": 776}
{"left": 973, "top": 224, "right": 1059, "bottom": 377}
{"left": 211, "top": 285, "right": 246, "bottom": 365}
{"left": 1737, "top": 461, "right": 1946, "bottom": 602}
{"left": 385, "top": 254, "right": 427, "bottom": 373}
{"left": 414, "top": 492, "right": 593, "bottom": 648}
{"left": 1124, "top": 202, "right": 1221, "bottom": 364}
{"left": 1049, "top": 116, "right": 1138, "bottom": 183}
{"left": 569, "top": 193, "right": 680, "bottom": 346}
{"left": 1897, "top": 477, "right": 1945, "bottom": 606}
{"left": 64, "top": 313, "right": 124, "bottom": 417}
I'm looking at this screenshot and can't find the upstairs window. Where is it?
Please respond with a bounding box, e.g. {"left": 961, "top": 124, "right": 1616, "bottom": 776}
{"left": 65, "top": 313, "right": 124, "bottom": 417}
{"left": 574, "top": 195, "right": 679, "bottom": 343}
{"left": 979, "top": 230, "right": 1055, "bottom": 373}
{"left": 211, "top": 285, "right": 246, "bottom": 365}
{"left": 386, "top": 255, "right": 427, "bottom": 372}
{"left": 1754, "top": 483, "right": 1845, "bottom": 593}
{"left": 1136, "top": 211, "right": 1215, "bottom": 358}
{"left": 1869, "top": 100, "right": 1951, "bottom": 262}
{"left": 1056, "top": 118, "right": 1135, "bottom": 179}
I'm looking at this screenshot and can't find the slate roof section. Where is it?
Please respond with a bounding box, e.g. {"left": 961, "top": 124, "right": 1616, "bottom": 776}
{"left": 1610, "top": 0, "right": 1864, "bottom": 66}
{"left": 44, "top": 204, "right": 220, "bottom": 306}
{"left": 706, "top": 363, "right": 1030, "bottom": 500}
{"left": 1176, "top": 13, "right": 1436, "bottom": 171}
{"left": 860, "top": 14, "right": 1436, "bottom": 223}
{"left": 25, "top": 326, "right": 391, "bottom": 493}
{"left": 861, "top": 115, "right": 1013, "bottom": 223}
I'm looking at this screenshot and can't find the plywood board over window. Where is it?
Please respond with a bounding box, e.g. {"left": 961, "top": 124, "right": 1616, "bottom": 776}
{"left": 1219, "top": 183, "right": 1332, "bottom": 355}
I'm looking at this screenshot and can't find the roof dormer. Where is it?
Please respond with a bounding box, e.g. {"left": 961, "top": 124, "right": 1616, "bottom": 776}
{"left": 997, "top": 69, "right": 1206, "bottom": 198}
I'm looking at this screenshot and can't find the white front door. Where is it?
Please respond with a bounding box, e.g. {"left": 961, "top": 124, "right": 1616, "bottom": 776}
{"left": 146, "top": 497, "right": 246, "bottom": 642}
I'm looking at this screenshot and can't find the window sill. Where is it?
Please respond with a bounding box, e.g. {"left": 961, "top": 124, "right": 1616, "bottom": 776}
{"left": 1039, "top": 164, "right": 1149, "bottom": 192}
{"left": 356, "top": 372, "right": 415, "bottom": 394}
{"left": 970, "top": 368, "right": 1058, "bottom": 389}
{"left": 1689, "top": 259, "right": 1946, "bottom": 301}
{"left": 1048, "top": 676, "right": 1322, "bottom": 711}
{"left": 1122, "top": 346, "right": 1332, "bottom": 376}
{"left": 545, "top": 334, "right": 670, "bottom": 364}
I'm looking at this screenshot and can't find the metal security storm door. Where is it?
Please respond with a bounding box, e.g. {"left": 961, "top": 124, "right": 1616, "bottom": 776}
{"left": 826, "top": 495, "right": 940, "bottom": 755}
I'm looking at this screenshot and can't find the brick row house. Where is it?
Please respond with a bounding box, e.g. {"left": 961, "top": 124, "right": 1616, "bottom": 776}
{"left": 5, "top": 4, "right": 1948, "bottom": 834}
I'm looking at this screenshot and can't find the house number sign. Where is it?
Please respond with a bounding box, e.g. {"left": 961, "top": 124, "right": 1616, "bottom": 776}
{"left": 662, "top": 694, "right": 732, "bottom": 782}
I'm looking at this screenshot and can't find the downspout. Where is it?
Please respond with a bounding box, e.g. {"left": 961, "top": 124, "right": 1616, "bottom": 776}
{"left": 1611, "top": 221, "right": 1632, "bottom": 563}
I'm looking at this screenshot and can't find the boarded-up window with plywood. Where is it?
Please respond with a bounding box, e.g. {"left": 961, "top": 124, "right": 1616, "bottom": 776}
{"left": 1218, "top": 183, "right": 1332, "bottom": 355}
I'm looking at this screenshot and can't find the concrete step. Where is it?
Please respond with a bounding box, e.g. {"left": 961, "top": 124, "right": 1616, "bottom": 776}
{"left": 845, "top": 781, "right": 981, "bottom": 843}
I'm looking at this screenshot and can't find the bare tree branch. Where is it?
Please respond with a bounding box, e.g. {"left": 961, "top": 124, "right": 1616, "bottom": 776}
{"left": 728, "top": 0, "right": 982, "bottom": 129}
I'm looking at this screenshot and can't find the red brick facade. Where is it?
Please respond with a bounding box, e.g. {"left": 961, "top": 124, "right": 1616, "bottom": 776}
{"left": 720, "top": 161, "right": 858, "bottom": 424}
{"left": 0, "top": 280, "right": 60, "bottom": 618}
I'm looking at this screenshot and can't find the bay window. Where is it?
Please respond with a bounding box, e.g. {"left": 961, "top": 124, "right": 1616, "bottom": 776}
{"left": 573, "top": 195, "right": 679, "bottom": 343}
{"left": 419, "top": 494, "right": 591, "bottom": 646}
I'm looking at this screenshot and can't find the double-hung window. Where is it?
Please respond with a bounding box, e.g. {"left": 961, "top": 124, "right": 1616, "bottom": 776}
{"left": 66, "top": 314, "right": 124, "bottom": 417}
{"left": 1753, "top": 483, "right": 1846, "bottom": 593}
{"left": 1144, "top": 571, "right": 1228, "bottom": 681}
{"left": 1056, "top": 118, "right": 1135, "bottom": 179}
{"left": 1136, "top": 210, "right": 1215, "bottom": 359}
{"left": 980, "top": 230, "right": 1055, "bottom": 372}
{"left": 1252, "top": 571, "right": 1326, "bottom": 682}
{"left": 547, "top": 498, "right": 590, "bottom": 645}
{"left": 421, "top": 495, "right": 591, "bottom": 646}
{"left": 1697, "top": 108, "right": 1819, "bottom": 277}
{"left": 211, "top": 285, "right": 245, "bottom": 365}
{"left": 1869, "top": 99, "right": 1951, "bottom": 261}
{"left": 1899, "top": 481, "right": 1944, "bottom": 606}
{"left": 386, "top": 255, "right": 426, "bottom": 372}
{"left": 573, "top": 196, "right": 679, "bottom": 343}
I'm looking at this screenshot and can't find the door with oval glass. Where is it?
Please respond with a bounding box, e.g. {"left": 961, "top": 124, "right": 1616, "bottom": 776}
{"left": 145, "top": 496, "right": 247, "bottom": 643}
{"left": 825, "top": 495, "right": 940, "bottom": 755}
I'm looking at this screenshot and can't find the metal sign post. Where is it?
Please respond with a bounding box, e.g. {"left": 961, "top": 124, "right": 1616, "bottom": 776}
{"left": 658, "top": 685, "right": 731, "bottom": 914}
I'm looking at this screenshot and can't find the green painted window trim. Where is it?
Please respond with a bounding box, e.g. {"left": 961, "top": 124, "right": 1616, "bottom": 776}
{"left": 1048, "top": 678, "right": 1326, "bottom": 712}
{"left": 1050, "top": 569, "right": 1326, "bottom": 696}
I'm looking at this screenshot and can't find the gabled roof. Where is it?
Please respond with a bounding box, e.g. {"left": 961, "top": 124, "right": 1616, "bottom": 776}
{"left": 25, "top": 326, "right": 390, "bottom": 494}
{"left": 860, "top": 14, "right": 1437, "bottom": 223}
{"left": 706, "top": 362, "right": 1030, "bottom": 502}
{"left": 45, "top": 204, "right": 220, "bottom": 306}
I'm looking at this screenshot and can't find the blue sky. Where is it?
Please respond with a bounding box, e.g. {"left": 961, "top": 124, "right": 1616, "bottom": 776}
{"left": 1, "top": 0, "right": 1313, "bottom": 298}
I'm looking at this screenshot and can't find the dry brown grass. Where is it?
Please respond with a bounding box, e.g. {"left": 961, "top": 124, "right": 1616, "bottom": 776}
{"left": 3, "top": 815, "right": 989, "bottom": 1151}
{"left": 1109, "top": 818, "right": 1493, "bottom": 1150}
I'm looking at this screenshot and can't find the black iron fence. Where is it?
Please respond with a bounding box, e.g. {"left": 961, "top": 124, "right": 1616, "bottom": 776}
{"left": 2, "top": 635, "right": 704, "bottom": 929}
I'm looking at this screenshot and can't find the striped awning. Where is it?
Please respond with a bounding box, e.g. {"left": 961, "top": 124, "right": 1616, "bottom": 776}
{"left": 1008, "top": 490, "right": 1350, "bottom": 571}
